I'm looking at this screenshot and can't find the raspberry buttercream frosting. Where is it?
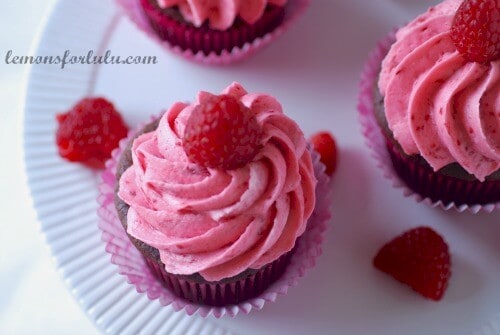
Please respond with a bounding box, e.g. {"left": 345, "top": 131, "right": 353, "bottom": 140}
{"left": 118, "top": 83, "right": 317, "bottom": 282}
{"left": 378, "top": 0, "right": 500, "bottom": 181}
{"left": 157, "top": 0, "right": 288, "bottom": 30}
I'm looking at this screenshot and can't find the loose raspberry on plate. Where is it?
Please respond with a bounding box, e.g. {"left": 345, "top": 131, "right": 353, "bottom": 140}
{"left": 310, "top": 131, "right": 338, "bottom": 176}
{"left": 56, "top": 97, "right": 129, "bottom": 169}
{"left": 450, "top": 0, "right": 500, "bottom": 63}
{"left": 373, "top": 227, "right": 451, "bottom": 301}
{"left": 183, "top": 94, "right": 263, "bottom": 170}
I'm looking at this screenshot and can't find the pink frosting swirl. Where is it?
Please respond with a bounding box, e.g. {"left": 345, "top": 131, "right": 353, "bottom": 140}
{"left": 378, "top": 0, "right": 500, "bottom": 181}
{"left": 118, "top": 83, "right": 317, "bottom": 281}
{"left": 157, "top": 0, "right": 288, "bottom": 30}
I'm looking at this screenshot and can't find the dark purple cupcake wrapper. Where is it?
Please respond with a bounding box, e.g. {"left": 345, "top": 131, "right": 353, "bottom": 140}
{"left": 386, "top": 139, "right": 500, "bottom": 207}
{"left": 145, "top": 249, "right": 293, "bottom": 306}
{"left": 97, "top": 120, "right": 332, "bottom": 318}
{"left": 357, "top": 31, "right": 500, "bottom": 214}
{"left": 116, "top": 0, "right": 311, "bottom": 65}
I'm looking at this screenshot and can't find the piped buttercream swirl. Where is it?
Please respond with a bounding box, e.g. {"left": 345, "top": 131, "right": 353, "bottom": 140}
{"left": 118, "top": 82, "right": 316, "bottom": 281}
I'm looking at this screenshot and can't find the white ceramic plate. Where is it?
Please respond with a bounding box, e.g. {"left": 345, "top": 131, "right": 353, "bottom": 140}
{"left": 24, "top": 0, "right": 500, "bottom": 334}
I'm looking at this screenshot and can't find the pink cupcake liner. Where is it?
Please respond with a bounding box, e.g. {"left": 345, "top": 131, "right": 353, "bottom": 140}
{"left": 357, "top": 32, "right": 500, "bottom": 214}
{"left": 97, "top": 125, "right": 332, "bottom": 318}
{"left": 115, "top": 0, "right": 311, "bottom": 65}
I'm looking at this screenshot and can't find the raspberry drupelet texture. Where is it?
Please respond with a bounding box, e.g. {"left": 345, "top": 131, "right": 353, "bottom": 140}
{"left": 374, "top": 226, "right": 451, "bottom": 301}
{"left": 56, "top": 97, "right": 129, "bottom": 169}
{"left": 451, "top": 0, "right": 500, "bottom": 63}
{"left": 183, "top": 94, "right": 263, "bottom": 170}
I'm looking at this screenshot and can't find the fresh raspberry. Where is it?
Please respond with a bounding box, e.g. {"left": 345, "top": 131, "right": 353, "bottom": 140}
{"left": 310, "top": 131, "right": 338, "bottom": 176}
{"left": 373, "top": 227, "right": 451, "bottom": 301}
{"left": 183, "top": 94, "right": 263, "bottom": 170}
{"left": 450, "top": 0, "right": 500, "bottom": 63}
{"left": 56, "top": 97, "right": 128, "bottom": 169}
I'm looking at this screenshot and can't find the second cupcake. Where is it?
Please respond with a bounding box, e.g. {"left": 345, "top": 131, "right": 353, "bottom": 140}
{"left": 117, "top": 0, "right": 310, "bottom": 63}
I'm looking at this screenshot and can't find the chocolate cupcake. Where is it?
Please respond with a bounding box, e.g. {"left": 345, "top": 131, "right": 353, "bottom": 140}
{"left": 116, "top": 0, "right": 311, "bottom": 64}
{"left": 104, "top": 82, "right": 331, "bottom": 310}
{"left": 359, "top": 0, "right": 500, "bottom": 211}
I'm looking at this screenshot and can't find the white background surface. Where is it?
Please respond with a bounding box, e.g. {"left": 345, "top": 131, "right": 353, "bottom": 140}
{"left": 2, "top": 0, "right": 499, "bottom": 334}
{"left": 0, "top": 1, "right": 98, "bottom": 334}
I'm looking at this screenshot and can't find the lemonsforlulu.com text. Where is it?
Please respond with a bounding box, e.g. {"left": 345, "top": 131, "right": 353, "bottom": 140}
{"left": 5, "top": 50, "right": 158, "bottom": 69}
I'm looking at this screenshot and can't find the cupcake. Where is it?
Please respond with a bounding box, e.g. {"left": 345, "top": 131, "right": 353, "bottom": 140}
{"left": 359, "top": 0, "right": 500, "bottom": 211}
{"left": 116, "top": 0, "right": 310, "bottom": 64}
{"left": 106, "top": 82, "right": 330, "bottom": 311}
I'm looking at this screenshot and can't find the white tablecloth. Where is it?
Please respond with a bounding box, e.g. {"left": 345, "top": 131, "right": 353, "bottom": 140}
{"left": 0, "top": 1, "right": 98, "bottom": 334}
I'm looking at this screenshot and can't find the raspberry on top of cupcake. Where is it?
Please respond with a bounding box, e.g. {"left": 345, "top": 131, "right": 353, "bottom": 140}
{"left": 117, "top": 82, "right": 317, "bottom": 282}
{"left": 378, "top": 0, "right": 499, "bottom": 182}
{"left": 157, "top": 0, "right": 288, "bottom": 30}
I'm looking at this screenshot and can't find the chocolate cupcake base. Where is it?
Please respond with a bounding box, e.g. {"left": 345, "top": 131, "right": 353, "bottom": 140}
{"left": 145, "top": 250, "right": 293, "bottom": 306}
{"left": 386, "top": 138, "right": 500, "bottom": 206}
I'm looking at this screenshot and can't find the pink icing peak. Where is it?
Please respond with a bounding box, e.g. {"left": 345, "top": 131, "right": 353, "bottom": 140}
{"left": 118, "top": 82, "right": 317, "bottom": 281}
{"left": 378, "top": 0, "right": 500, "bottom": 181}
{"left": 157, "top": 0, "right": 288, "bottom": 30}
